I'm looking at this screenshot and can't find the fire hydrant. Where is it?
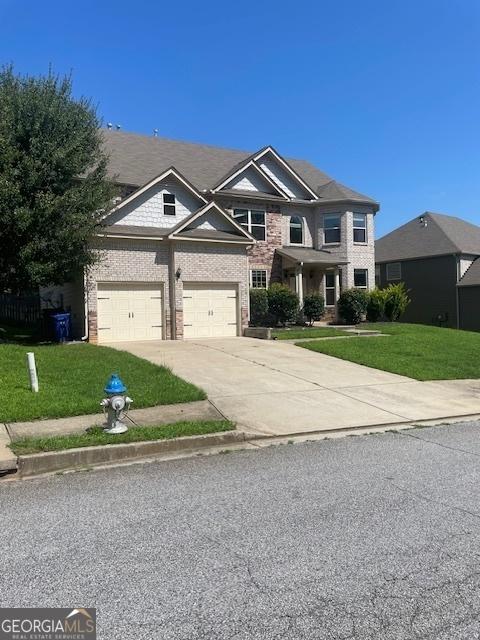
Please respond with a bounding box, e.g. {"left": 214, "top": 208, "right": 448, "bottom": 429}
{"left": 100, "top": 374, "right": 133, "bottom": 434}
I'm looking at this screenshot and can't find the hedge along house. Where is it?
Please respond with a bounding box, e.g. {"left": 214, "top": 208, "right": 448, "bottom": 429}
{"left": 375, "top": 212, "right": 480, "bottom": 330}
{"left": 42, "top": 130, "right": 379, "bottom": 343}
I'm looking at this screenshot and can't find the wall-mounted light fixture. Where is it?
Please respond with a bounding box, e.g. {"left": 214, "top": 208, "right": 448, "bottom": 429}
{"left": 175, "top": 267, "right": 182, "bottom": 280}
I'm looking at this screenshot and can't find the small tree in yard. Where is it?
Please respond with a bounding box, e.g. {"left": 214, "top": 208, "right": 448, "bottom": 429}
{"left": 249, "top": 288, "right": 269, "bottom": 326}
{"left": 303, "top": 293, "right": 325, "bottom": 326}
{"left": 383, "top": 283, "right": 410, "bottom": 321}
{"left": 267, "top": 283, "right": 299, "bottom": 326}
{"left": 338, "top": 288, "right": 369, "bottom": 324}
{"left": 0, "top": 66, "right": 115, "bottom": 293}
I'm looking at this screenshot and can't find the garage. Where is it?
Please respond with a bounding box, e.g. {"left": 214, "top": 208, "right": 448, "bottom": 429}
{"left": 183, "top": 283, "right": 238, "bottom": 339}
{"left": 96, "top": 283, "right": 163, "bottom": 343}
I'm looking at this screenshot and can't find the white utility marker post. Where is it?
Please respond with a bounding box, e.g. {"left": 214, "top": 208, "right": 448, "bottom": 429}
{"left": 26, "top": 352, "right": 39, "bottom": 393}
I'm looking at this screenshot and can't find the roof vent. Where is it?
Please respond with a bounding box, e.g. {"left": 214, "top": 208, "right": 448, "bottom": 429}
{"left": 419, "top": 215, "right": 427, "bottom": 227}
{"left": 153, "top": 128, "right": 158, "bottom": 137}
{"left": 107, "top": 123, "right": 113, "bottom": 130}
{"left": 116, "top": 124, "right": 121, "bottom": 131}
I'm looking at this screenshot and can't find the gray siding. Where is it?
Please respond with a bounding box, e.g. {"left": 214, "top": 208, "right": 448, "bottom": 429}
{"left": 458, "top": 287, "right": 480, "bottom": 332}
{"left": 377, "top": 255, "right": 458, "bottom": 327}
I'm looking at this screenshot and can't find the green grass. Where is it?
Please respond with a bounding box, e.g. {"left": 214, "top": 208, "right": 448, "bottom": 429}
{"left": 297, "top": 323, "right": 480, "bottom": 381}
{"left": 10, "top": 420, "right": 234, "bottom": 455}
{"left": 0, "top": 343, "right": 205, "bottom": 423}
{"left": 272, "top": 326, "right": 348, "bottom": 340}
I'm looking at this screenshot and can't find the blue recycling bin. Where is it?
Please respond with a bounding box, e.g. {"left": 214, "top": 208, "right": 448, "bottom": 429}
{"left": 52, "top": 312, "right": 71, "bottom": 343}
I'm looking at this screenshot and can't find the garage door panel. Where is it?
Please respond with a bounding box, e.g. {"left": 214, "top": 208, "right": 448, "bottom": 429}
{"left": 183, "top": 284, "right": 238, "bottom": 339}
{"left": 97, "top": 283, "right": 163, "bottom": 343}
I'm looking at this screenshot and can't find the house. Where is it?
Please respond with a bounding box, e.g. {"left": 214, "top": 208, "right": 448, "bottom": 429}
{"left": 42, "top": 130, "right": 378, "bottom": 343}
{"left": 375, "top": 212, "right": 480, "bottom": 330}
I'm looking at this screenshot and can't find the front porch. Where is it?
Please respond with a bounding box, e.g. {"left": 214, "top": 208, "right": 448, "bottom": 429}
{"left": 276, "top": 247, "right": 348, "bottom": 321}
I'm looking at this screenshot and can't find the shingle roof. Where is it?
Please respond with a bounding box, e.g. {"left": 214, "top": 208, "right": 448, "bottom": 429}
{"left": 102, "top": 130, "right": 376, "bottom": 204}
{"left": 277, "top": 246, "right": 349, "bottom": 265}
{"left": 375, "top": 212, "right": 480, "bottom": 263}
{"left": 458, "top": 258, "right": 480, "bottom": 287}
{"left": 315, "top": 180, "right": 377, "bottom": 204}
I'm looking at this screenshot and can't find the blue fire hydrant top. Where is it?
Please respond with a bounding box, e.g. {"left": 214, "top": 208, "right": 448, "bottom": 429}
{"left": 104, "top": 374, "right": 127, "bottom": 394}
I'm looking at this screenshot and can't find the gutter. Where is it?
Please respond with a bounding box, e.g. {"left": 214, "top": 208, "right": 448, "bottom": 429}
{"left": 81, "top": 270, "right": 89, "bottom": 342}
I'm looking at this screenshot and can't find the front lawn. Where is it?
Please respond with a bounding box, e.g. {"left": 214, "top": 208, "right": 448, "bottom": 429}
{"left": 272, "top": 327, "right": 348, "bottom": 340}
{"left": 10, "top": 420, "right": 234, "bottom": 455}
{"left": 0, "top": 343, "right": 205, "bottom": 423}
{"left": 297, "top": 323, "right": 480, "bottom": 380}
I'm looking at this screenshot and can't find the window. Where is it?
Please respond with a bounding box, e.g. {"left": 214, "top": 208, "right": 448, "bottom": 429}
{"left": 386, "top": 262, "right": 401, "bottom": 281}
{"left": 324, "top": 214, "right": 341, "bottom": 244}
{"left": 354, "top": 269, "right": 368, "bottom": 289}
{"left": 233, "top": 208, "right": 266, "bottom": 241}
{"left": 325, "top": 272, "right": 336, "bottom": 306}
{"left": 289, "top": 216, "right": 303, "bottom": 245}
{"left": 163, "top": 193, "right": 176, "bottom": 216}
{"left": 353, "top": 213, "right": 367, "bottom": 243}
{"left": 250, "top": 269, "right": 267, "bottom": 288}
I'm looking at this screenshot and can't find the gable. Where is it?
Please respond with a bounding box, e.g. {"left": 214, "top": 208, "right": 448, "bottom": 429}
{"left": 170, "top": 202, "right": 254, "bottom": 243}
{"left": 105, "top": 177, "right": 203, "bottom": 229}
{"left": 257, "top": 152, "right": 313, "bottom": 200}
{"left": 185, "top": 209, "right": 237, "bottom": 233}
{"left": 224, "top": 165, "right": 284, "bottom": 195}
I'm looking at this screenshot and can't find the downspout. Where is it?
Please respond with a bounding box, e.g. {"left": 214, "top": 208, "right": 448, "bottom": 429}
{"left": 81, "top": 269, "right": 89, "bottom": 341}
{"left": 169, "top": 241, "right": 176, "bottom": 340}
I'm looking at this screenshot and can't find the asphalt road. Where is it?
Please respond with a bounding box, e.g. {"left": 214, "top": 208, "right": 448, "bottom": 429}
{"left": 2, "top": 422, "right": 480, "bottom": 639}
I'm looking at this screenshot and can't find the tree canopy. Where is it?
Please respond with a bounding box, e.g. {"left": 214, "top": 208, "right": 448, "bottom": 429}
{"left": 0, "top": 66, "right": 114, "bottom": 292}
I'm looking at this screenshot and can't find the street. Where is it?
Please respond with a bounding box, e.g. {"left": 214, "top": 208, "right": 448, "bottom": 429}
{"left": 2, "top": 421, "right": 480, "bottom": 639}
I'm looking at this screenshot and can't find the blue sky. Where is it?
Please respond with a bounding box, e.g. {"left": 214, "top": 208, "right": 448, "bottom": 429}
{"left": 1, "top": 0, "right": 479, "bottom": 237}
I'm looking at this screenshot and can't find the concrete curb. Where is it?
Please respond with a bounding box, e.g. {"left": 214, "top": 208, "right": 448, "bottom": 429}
{"left": 17, "top": 430, "right": 254, "bottom": 477}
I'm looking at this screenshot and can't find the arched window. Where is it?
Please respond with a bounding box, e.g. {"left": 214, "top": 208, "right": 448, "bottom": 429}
{"left": 289, "top": 216, "right": 303, "bottom": 245}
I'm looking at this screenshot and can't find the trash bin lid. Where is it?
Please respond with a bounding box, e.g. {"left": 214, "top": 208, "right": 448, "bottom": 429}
{"left": 104, "top": 374, "right": 127, "bottom": 394}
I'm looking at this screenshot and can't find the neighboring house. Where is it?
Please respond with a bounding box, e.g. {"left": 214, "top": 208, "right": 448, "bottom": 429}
{"left": 42, "top": 130, "right": 378, "bottom": 343}
{"left": 376, "top": 212, "right": 480, "bottom": 330}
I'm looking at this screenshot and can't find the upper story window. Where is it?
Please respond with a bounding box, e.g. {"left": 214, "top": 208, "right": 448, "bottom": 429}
{"left": 233, "top": 208, "right": 266, "bottom": 241}
{"left": 353, "top": 213, "right": 367, "bottom": 243}
{"left": 163, "top": 193, "right": 176, "bottom": 216}
{"left": 289, "top": 216, "right": 303, "bottom": 245}
{"left": 324, "top": 214, "right": 341, "bottom": 244}
{"left": 386, "top": 262, "right": 401, "bottom": 281}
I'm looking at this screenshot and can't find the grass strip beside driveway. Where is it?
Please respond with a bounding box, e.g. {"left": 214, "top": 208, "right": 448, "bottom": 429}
{"left": 10, "top": 420, "right": 234, "bottom": 455}
{"left": 0, "top": 343, "right": 205, "bottom": 423}
{"left": 272, "top": 327, "right": 348, "bottom": 340}
{"left": 297, "top": 323, "right": 480, "bottom": 380}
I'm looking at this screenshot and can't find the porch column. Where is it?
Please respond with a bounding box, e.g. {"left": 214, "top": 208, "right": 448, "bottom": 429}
{"left": 334, "top": 267, "right": 340, "bottom": 302}
{"left": 295, "top": 263, "right": 304, "bottom": 306}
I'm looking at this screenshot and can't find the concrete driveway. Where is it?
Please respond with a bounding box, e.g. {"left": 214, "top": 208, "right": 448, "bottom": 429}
{"left": 117, "top": 337, "right": 480, "bottom": 435}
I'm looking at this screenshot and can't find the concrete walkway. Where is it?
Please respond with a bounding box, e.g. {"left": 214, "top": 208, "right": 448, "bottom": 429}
{"left": 116, "top": 337, "right": 480, "bottom": 436}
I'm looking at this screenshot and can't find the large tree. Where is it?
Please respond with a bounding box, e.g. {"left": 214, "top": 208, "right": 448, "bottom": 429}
{"left": 0, "top": 66, "right": 115, "bottom": 292}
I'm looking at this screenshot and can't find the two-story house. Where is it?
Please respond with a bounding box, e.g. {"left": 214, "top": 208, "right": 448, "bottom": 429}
{"left": 44, "top": 130, "right": 378, "bottom": 342}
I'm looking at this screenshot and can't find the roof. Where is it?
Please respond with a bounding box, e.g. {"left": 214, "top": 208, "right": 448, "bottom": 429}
{"left": 277, "top": 246, "right": 349, "bottom": 265}
{"left": 175, "top": 228, "right": 250, "bottom": 243}
{"left": 376, "top": 212, "right": 480, "bottom": 263}
{"left": 98, "top": 224, "right": 168, "bottom": 238}
{"left": 102, "top": 130, "right": 376, "bottom": 205}
{"left": 315, "top": 180, "right": 377, "bottom": 204}
{"left": 458, "top": 258, "right": 480, "bottom": 287}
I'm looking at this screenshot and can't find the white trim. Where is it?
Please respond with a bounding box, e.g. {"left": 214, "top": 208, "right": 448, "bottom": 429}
{"left": 104, "top": 168, "right": 207, "bottom": 219}
{"left": 233, "top": 207, "right": 266, "bottom": 242}
{"left": 212, "top": 160, "right": 289, "bottom": 199}
{"left": 250, "top": 269, "right": 268, "bottom": 288}
{"left": 169, "top": 236, "right": 253, "bottom": 245}
{"left": 253, "top": 147, "right": 318, "bottom": 200}
{"left": 168, "top": 201, "right": 255, "bottom": 241}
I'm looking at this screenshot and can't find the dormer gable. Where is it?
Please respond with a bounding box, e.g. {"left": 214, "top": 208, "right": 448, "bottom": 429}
{"left": 169, "top": 201, "right": 254, "bottom": 244}
{"left": 212, "top": 160, "right": 288, "bottom": 199}
{"left": 254, "top": 147, "right": 318, "bottom": 200}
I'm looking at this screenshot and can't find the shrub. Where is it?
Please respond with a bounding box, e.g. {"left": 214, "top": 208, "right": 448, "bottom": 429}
{"left": 249, "top": 288, "right": 269, "bottom": 326}
{"left": 303, "top": 294, "right": 325, "bottom": 326}
{"left": 366, "top": 288, "right": 386, "bottom": 322}
{"left": 383, "top": 283, "right": 410, "bottom": 321}
{"left": 337, "top": 288, "right": 369, "bottom": 324}
{"left": 267, "top": 283, "right": 299, "bottom": 327}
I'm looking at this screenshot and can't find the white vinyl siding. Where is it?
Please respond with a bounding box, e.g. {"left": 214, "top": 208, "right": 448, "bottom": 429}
{"left": 258, "top": 156, "right": 308, "bottom": 199}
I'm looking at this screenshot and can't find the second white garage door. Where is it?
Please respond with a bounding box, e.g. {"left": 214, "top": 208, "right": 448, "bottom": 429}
{"left": 183, "top": 284, "right": 238, "bottom": 339}
{"left": 97, "top": 283, "right": 163, "bottom": 343}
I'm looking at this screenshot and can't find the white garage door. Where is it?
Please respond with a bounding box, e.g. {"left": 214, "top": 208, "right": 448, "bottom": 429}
{"left": 97, "top": 283, "right": 163, "bottom": 343}
{"left": 183, "top": 284, "right": 238, "bottom": 339}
